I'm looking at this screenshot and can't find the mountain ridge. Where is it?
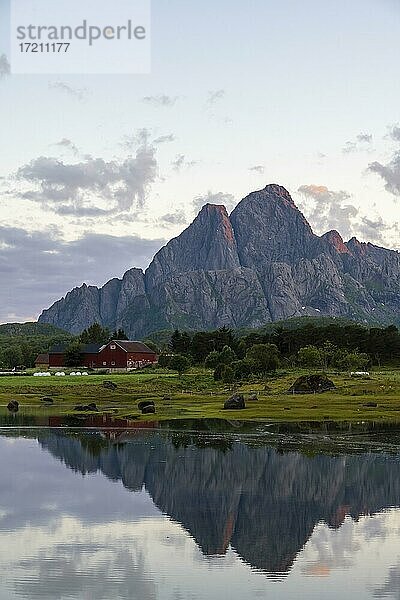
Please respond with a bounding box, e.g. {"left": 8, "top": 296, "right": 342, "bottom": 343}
{"left": 39, "top": 184, "right": 400, "bottom": 335}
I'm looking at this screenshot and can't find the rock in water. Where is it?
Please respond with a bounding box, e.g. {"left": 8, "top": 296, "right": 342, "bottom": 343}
{"left": 224, "top": 394, "right": 246, "bottom": 410}
{"left": 7, "top": 400, "right": 19, "bottom": 412}
{"left": 288, "top": 374, "right": 335, "bottom": 394}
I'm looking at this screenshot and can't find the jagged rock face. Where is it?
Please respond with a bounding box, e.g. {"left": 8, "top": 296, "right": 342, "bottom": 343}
{"left": 38, "top": 184, "right": 400, "bottom": 335}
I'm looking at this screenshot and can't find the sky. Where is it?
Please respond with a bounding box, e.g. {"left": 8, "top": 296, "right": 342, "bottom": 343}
{"left": 0, "top": 0, "right": 399, "bottom": 322}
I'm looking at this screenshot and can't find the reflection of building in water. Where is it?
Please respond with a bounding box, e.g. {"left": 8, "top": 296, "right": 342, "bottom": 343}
{"left": 35, "top": 429, "right": 400, "bottom": 577}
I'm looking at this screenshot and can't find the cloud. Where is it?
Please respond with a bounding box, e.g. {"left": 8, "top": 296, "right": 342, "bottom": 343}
{"left": 0, "top": 54, "right": 10, "bottom": 79}
{"left": 298, "top": 184, "right": 357, "bottom": 239}
{"left": 171, "top": 154, "right": 198, "bottom": 172}
{"left": 0, "top": 226, "right": 164, "bottom": 321}
{"left": 389, "top": 125, "right": 400, "bottom": 142}
{"left": 249, "top": 165, "right": 265, "bottom": 174}
{"left": 53, "top": 138, "right": 79, "bottom": 156}
{"left": 142, "top": 94, "right": 179, "bottom": 107}
{"left": 207, "top": 89, "right": 225, "bottom": 105}
{"left": 158, "top": 210, "right": 187, "bottom": 227}
{"left": 16, "top": 144, "right": 158, "bottom": 215}
{"left": 153, "top": 134, "right": 176, "bottom": 144}
{"left": 192, "top": 191, "right": 237, "bottom": 213}
{"left": 48, "top": 81, "right": 86, "bottom": 100}
{"left": 368, "top": 153, "right": 400, "bottom": 196}
{"left": 342, "top": 132, "right": 373, "bottom": 154}
{"left": 297, "top": 184, "right": 397, "bottom": 244}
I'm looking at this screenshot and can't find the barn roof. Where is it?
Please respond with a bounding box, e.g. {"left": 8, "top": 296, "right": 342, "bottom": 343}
{"left": 104, "top": 340, "right": 156, "bottom": 354}
{"left": 49, "top": 343, "right": 102, "bottom": 354}
{"left": 35, "top": 353, "right": 49, "bottom": 364}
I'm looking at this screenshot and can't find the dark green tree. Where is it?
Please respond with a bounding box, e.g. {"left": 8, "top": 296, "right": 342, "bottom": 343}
{"left": 169, "top": 354, "right": 191, "bottom": 377}
{"left": 80, "top": 322, "right": 110, "bottom": 344}
{"left": 65, "top": 341, "right": 83, "bottom": 367}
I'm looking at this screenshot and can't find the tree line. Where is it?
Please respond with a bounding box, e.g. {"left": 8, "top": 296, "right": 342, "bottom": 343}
{"left": 158, "top": 322, "right": 400, "bottom": 380}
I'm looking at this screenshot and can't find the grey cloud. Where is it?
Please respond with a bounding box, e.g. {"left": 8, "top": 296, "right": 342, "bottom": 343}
{"left": 0, "top": 226, "right": 164, "bottom": 321}
{"left": 193, "top": 191, "right": 237, "bottom": 214}
{"left": 357, "top": 133, "right": 373, "bottom": 143}
{"left": 54, "top": 138, "right": 79, "bottom": 155}
{"left": 298, "top": 184, "right": 357, "bottom": 239}
{"left": 154, "top": 134, "right": 176, "bottom": 144}
{"left": 298, "top": 184, "right": 396, "bottom": 243}
{"left": 172, "top": 154, "right": 198, "bottom": 172}
{"left": 16, "top": 144, "right": 158, "bottom": 215}
{"left": 49, "top": 81, "right": 86, "bottom": 100}
{"left": 0, "top": 54, "right": 10, "bottom": 78}
{"left": 389, "top": 125, "right": 400, "bottom": 142}
{"left": 158, "top": 210, "right": 187, "bottom": 226}
{"left": 142, "top": 94, "right": 179, "bottom": 107}
{"left": 342, "top": 132, "right": 373, "bottom": 154}
{"left": 368, "top": 152, "right": 400, "bottom": 196}
{"left": 249, "top": 165, "right": 265, "bottom": 174}
{"left": 207, "top": 89, "right": 225, "bottom": 105}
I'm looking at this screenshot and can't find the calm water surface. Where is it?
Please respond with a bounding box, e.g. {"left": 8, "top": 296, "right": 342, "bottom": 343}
{"left": 1, "top": 419, "right": 400, "bottom": 599}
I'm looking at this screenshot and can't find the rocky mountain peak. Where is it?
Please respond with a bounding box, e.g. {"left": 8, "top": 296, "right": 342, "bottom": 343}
{"left": 322, "top": 230, "right": 350, "bottom": 254}
{"left": 38, "top": 183, "right": 400, "bottom": 335}
{"left": 261, "top": 183, "right": 297, "bottom": 206}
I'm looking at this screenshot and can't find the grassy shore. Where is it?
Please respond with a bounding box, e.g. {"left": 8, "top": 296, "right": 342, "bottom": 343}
{"left": 0, "top": 367, "right": 399, "bottom": 423}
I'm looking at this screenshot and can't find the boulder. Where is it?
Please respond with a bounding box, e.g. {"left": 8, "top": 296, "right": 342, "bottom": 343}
{"left": 288, "top": 374, "right": 335, "bottom": 394}
{"left": 7, "top": 400, "right": 19, "bottom": 412}
{"left": 138, "top": 400, "right": 155, "bottom": 411}
{"left": 141, "top": 404, "right": 156, "bottom": 414}
{"left": 41, "top": 397, "right": 54, "bottom": 404}
{"left": 223, "top": 394, "right": 246, "bottom": 410}
{"left": 363, "top": 401, "right": 378, "bottom": 408}
{"left": 103, "top": 380, "right": 117, "bottom": 390}
{"left": 248, "top": 393, "right": 258, "bottom": 401}
{"left": 74, "top": 403, "right": 98, "bottom": 412}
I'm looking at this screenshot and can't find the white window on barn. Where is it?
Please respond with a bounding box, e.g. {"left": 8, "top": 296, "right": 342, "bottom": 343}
{"left": 110, "top": 344, "right": 116, "bottom": 350}
{"left": 111, "top": 361, "right": 115, "bottom": 366}
{"left": 103, "top": 361, "right": 107, "bottom": 366}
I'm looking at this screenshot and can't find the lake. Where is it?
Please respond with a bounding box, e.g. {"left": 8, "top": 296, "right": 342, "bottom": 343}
{"left": 0, "top": 419, "right": 400, "bottom": 599}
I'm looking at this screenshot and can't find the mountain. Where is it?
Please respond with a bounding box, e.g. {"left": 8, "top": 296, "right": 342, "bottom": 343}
{"left": 38, "top": 184, "right": 400, "bottom": 336}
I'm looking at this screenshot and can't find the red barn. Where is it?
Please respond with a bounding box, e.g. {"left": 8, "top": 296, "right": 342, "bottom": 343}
{"left": 48, "top": 340, "right": 157, "bottom": 370}
{"left": 97, "top": 340, "right": 158, "bottom": 369}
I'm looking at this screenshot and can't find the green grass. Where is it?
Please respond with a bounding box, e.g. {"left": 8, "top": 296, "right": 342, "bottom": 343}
{"left": 0, "top": 367, "right": 400, "bottom": 423}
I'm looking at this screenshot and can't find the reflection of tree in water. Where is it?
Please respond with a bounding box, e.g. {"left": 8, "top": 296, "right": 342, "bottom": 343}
{"left": 35, "top": 428, "right": 400, "bottom": 576}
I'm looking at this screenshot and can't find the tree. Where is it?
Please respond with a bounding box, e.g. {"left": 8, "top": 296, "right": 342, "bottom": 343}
{"left": 0, "top": 346, "right": 23, "bottom": 369}
{"left": 205, "top": 350, "right": 221, "bottom": 369}
{"left": 297, "top": 345, "right": 322, "bottom": 368}
{"left": 143, "top": 339, "right": 160, "bottom": 353}
{"left": 65, "top": 341, "right": 83, "bottom": 367}
{"left": 112, "top": 328, "right": 129, "bottom": 340}
{"left": 219, "top": 345, "right": 236, "bottom": 365}
{"left": 80, "top": 322, "right": 110, "bottom": 344}
{"left": 169, "top": 354, "right": 191, "bottom": 377}
{"left": 221, "top": 365, "right": 234, "bottom": 383}
{"left": 158, "top": 353, "right": 172, "bottom": 368}
{"left": 245, "top": 344, "right": 280, "bottom": 374}
{"left": 169, "top": 330, "right": 191, "bottom": 354}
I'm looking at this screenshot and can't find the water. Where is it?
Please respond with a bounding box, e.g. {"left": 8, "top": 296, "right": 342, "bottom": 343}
{"left": 1, "top": 421, "right": 400, "bottom": 599}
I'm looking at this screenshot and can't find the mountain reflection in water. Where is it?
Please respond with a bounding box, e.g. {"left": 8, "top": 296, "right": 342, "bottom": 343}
{"left": 1, "top": 425, "right": 400, "bottom": 599}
